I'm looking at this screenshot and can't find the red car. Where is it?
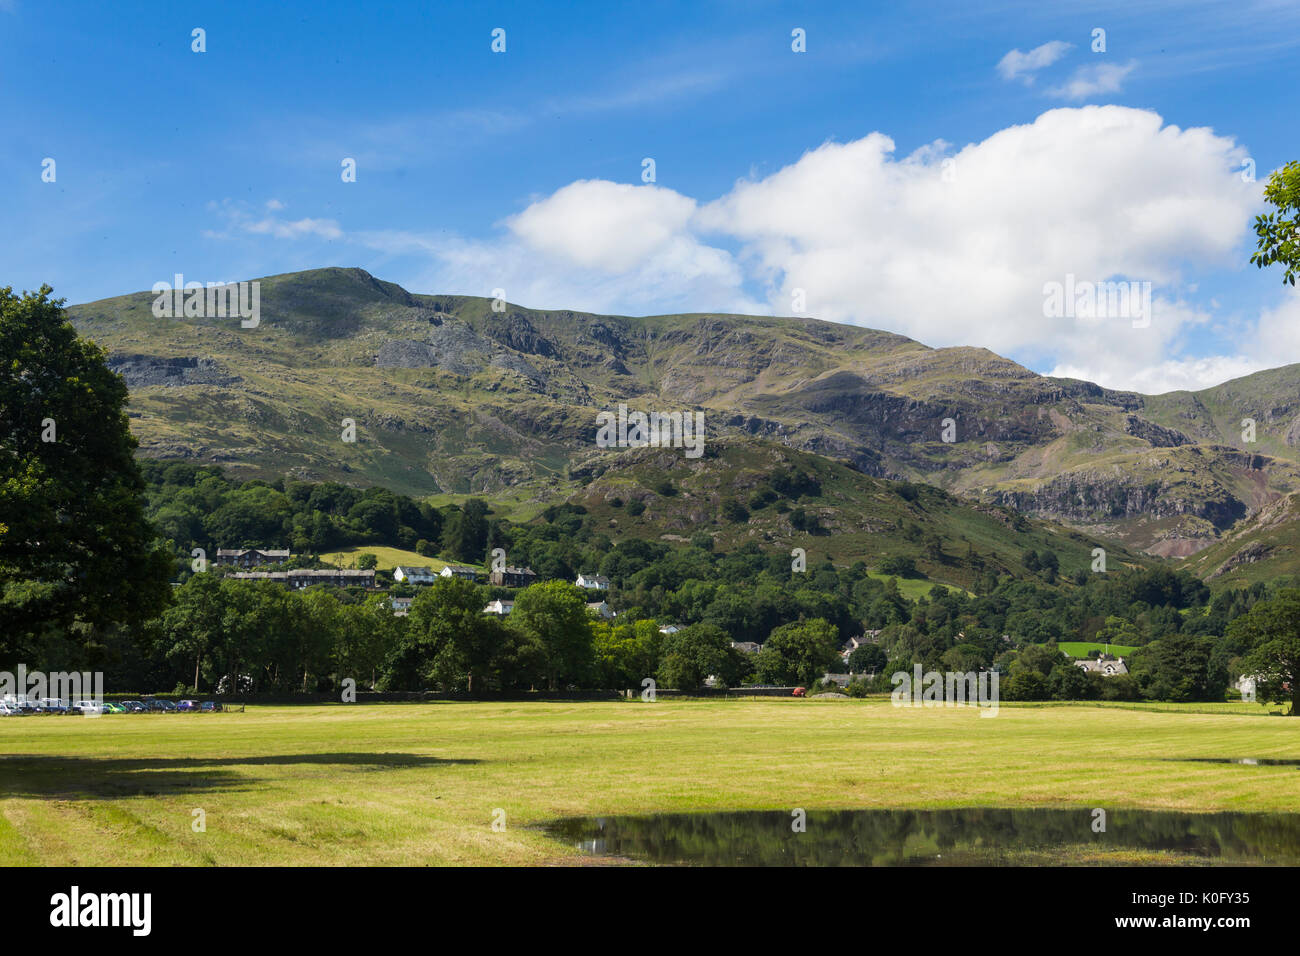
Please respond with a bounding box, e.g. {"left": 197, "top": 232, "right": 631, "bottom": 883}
{"left": 792, "top": 687, "right": 806, "bottom": 697}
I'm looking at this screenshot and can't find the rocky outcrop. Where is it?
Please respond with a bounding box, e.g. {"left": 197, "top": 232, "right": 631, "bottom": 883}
{"left": 108, "top": 354, "right": 240, "bottom": 388}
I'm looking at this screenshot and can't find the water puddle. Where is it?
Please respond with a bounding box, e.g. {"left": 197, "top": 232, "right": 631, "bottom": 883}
{"left": 546, "top": 808, "right": 1300, "bottom": 865}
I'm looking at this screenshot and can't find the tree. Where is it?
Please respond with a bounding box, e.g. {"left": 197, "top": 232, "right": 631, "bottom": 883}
{"left": 0, "top": 285, "right": 171, "bottom": 660}
{"left": 508, "top": 581, "right": 595, "bottom": 689}
{"left": 848, "top": 643, "right": 887, "bottom": 675}
{"left": 1251, "top": 160, "right": 1300, "bottom": 285}
{"left": 442, "top": 498, "right": 490, "bottom": 563}
{"left": 754, "top": 618, "right": 840, "bottom": 685}
{"left": 355, "top": 552, "right": 379, "bottom": 571}
{"left": 160, "top": 572, "right": 224, "bottom": 691}
{"left": 1227, "top": 588, "right": 1300, "bottom": 714}
{"left": 401, "top": 576, "right": 502, "bottom": 692}
{"left": 658, "top": 623, "right": 739, "bottom": 690}
{"left": 1130, "top": 633, "right": 1218, "bottom": 702}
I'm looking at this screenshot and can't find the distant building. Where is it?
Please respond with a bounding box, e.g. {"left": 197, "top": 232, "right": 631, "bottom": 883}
{"left": 731, "top": 641, "right": 762, "bottom": 654}
{"left": 586, "top": 600, "right": 615, "bottom": 619}
{"left": 488, "top": 566, "right": 537, "bottom": 589}
{"left": 576, "top": 573, "right": 610, "bottom": 591}
{"left": 658, "top": 624, "right": 682, "bottom": 635}
{"left": 391, "top": 596, "right": 413, "bottom": 616}
{"left": 483, "top": 599, "right": 515, "bottom": 616}
{"left": 440, "top": 564, "right": 480, "bottom": 582}
{"left": 1074, "top": 655, "right": 1129, "bottom": 677}
{"left": 216, "top": 548, "right": 291, "bottom": 568}
{"left": 231, "top": 569, "right": 375, "bottom": 590}
{"left": 393, "top": 566, "right": 438, "bottom": 585}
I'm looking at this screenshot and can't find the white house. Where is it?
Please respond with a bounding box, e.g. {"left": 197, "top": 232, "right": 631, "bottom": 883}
{"left": 576, "top": 573, "right": 610, "bottom": 591}
{"left": 658, "top": 623, "right": 682, "bottom": 635}
{"left": 390, "top": 596, "right": 413, "bottom": 616}
{"left": 483, "top": 599, "right": 515, "bottom": 616}
{"left": 440, "top": 564, "right": 479, "bottom": 582}
{"left": 586, "top": 600, "right": 615, "bottom": 619}
{"left": 1073, "top": 656, "right": 1129, "bottom": 677}
{"left": 393, "top": 566, "right": 438, "bottom": 585}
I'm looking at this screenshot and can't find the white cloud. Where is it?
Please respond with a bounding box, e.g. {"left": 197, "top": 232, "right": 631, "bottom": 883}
{"left": 1049, "top": 60, "right": 1137, "bottom": 100}
{"left": 997, "top": 41, "right": 1072, "bottom": 83}
{"left": 322, "top": 106, "right": 1277, "bottom": 392}
{"left": 507, "top": 180, "right": 699, "bottom": 273}
{"left": 244, "top": 216, "right": 342, "bottom": 240}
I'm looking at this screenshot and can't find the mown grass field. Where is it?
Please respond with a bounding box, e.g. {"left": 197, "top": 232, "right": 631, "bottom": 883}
{"left": 319, "top": 545, "right": 453, "bottom": 572}
{"left": 1, "top": 699, "right": 1296, "bottom": 866}
{"left": 1057, "top": 641, "right": 1141, "bottom": 659}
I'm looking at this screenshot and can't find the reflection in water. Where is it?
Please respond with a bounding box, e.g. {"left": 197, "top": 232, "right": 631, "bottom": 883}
{"left": 546, "top": 808, "right": 1300, "bottom": 866}
{"left": 1175, "top": 758, "right": 1300, "bottom": 766}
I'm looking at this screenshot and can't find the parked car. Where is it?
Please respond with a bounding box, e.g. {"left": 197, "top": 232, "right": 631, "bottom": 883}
{"left": 175, "top": 699, "right": 201, "bottom": 712}
{"left": 0, "top": 702, "right": 24, "bottom": 717}
{"left": 792, "top": 687, "right": 806, "bottom": 697}
{"left": 101, "top": 701, "right": 126, "bottom": 714}
{"left": 72, "top": 700, "right": 104, "bottom": 715}
{"left": 144, "top": 698, "right": 177, "bottom": 713}
{"left": 199, "top": 701, "right": 223, "bottom": 713}
{"left": 119, "top": 700, "right": 146, "bottom": 713}
{"left": 37, "top": 697, "right": 68, "bottom": 714}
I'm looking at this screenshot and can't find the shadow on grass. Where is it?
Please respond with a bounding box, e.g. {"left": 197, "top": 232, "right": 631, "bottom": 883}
{"left": 0, "top": 752, "right": 478, "bottom": 799}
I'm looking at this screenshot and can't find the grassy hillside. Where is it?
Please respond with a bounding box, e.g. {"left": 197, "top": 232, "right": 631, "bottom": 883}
{"left": 563, "top": 438, "right": 1148, "bottom": 590}
{"left": 65, "top": 266, "right": 1300, "bottom": 557}
{"left": 1181, "top": 490, "right": 1300, "bottom": 590}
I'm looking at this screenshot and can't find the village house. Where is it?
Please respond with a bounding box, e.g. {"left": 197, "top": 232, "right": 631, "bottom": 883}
{"left": 731, "top": 641, "right": 762, "bottom": 654}
{"left": 439, "top": 564, "right": 480, "bottom": 582}
{"left": 393, "top": 566, "right": 438, "bottom": 585}
{"left": 658, "top": 623, "right": 682, "bottom": 635}
{"left": 390, "top": 596, "right": 413, "bottom": 616}
{"left": 215, "top": 548, "right": 291, "bottom": 568}
{"left": 231, "top": 569, "right": 375, "bottom": 590}
{"left": 575, "top": 573, "right": 610, "bottom": 591}
{"left": 488, "top": 566, "right": 537, "bottom": 589}
{"left": 1073, "top": 655, "right": 1129, "bottom": 677}
{"left": 483, "top": 599, "right": 515, "bottom": 616}
{"left": 586, "top": 600, "right": 615, "bottom": 619}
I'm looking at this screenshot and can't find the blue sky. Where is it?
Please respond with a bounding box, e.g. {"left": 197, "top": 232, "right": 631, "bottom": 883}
{"left": 3, "top": 0, "right": 1298, "bottom": 392}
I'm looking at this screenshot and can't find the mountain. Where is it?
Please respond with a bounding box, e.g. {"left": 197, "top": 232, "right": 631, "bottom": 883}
{"left": 1181, "top": 491, "right": 1300, "bottom": 589}
{"left": 66, "top": 266, "right": 1300, "bottom": 558}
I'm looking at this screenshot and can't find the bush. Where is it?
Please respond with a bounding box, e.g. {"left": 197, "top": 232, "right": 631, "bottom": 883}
{"left": 626, "top": 500, "right": 646, "bottom": 516}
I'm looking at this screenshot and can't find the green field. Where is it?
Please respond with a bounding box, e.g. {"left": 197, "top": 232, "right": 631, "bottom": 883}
{"left": 319, "top": 545, "right": 455, "bottom": 572}
{"left": 1057, "top": 641, "right": 1141, "bottom": 659}
{"left": 1, "top": 699, "right": 1295, "bottom": 866}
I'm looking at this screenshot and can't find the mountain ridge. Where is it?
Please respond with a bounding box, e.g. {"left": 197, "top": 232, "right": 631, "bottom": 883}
{"left": 66, "top": 266, "right": 1300, "bottom": 560}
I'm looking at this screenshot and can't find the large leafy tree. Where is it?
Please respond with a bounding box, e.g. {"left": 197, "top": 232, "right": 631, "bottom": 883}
{"left": 509, "top": 580, "right": 595, "bottom": 689}
{"left": 1227, "top": 588, "right": 1300, "bottom": 714}
{"left": 0, "top": 286, "right": 171, "bottom": 661}
{"left": 754, "top": 617, "right": 840, "bottom": 685}
{"left": 396, "top": 576, "right": 503, "bottom": 692}
{"left": 1251, "top": 160, "right": 1300, "bottom": 285}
